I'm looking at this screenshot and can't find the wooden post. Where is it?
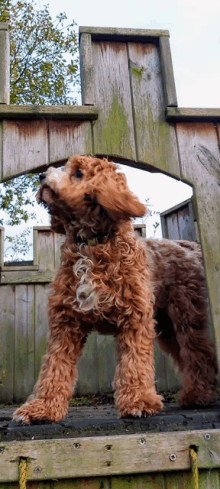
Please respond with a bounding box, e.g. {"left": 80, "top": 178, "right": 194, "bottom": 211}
{"left": 0, "top": 23, "right": 10, "bottom": 104}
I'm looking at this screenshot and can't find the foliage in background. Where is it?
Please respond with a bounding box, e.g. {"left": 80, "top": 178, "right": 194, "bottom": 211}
{"left": 0, "top": 0, "right": 79, "bottom": 260}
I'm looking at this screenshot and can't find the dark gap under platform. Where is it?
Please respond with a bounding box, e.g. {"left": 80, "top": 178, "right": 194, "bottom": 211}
{"left": 1, "top": 397, "right": 220, "bottom": 442}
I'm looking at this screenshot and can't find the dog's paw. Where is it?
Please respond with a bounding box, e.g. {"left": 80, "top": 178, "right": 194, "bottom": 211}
{"left": 13, "top": 398, "right": 68, "bottom": 424}
{"left": 178, "top": 388, "right": 216, "bottom": 407}
{"left": 117, "top": 391, "right": 163, "bottom": 418}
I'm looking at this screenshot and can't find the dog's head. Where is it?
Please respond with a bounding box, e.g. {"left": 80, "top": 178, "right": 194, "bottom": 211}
{"left": 37, "top": 156, "right": 146, "bottom": 237}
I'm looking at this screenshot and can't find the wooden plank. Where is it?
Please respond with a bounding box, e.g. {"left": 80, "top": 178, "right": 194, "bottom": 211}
{"left": 37, "top": 229, "right": 55, "bottom": 272}
{"left": 80, "top": 26, "right": 170, "bottom": 39}
{"left": 80, "top": 34, "right": 95, "bottom": 105}
{"left": 35, "top": 284, "right": 49, "bottom": 380}
{"left": 0, "top": 24, "right": 10, "bottom": 104}
{"left": 165, "top": 469, "right": 220, "bottom": 488}
{"left": 97, "top": 335, "right": 117, "bottom": 393}
{"left": 53, "top": 479, "right": 111, "bottom": 488}
{"left": 1, "top": 270, "right": 55, "bottom": 285}
{"left": 177, "top": 206, "right": 196, "bottom": 241}
{"left": 166, "top": 215, "right": 180, "bottom": 240}
{"left": 159, "top": 36, "right": 177, "bottom": 107}
{"left": 49, "top": 120, "right": 93, "bottom": 162}
{"left": 77, "top": 332, "right": 99, "bottom": 395}
{"left": 0, "top": 105, "right": 98, "bottom": 119}
{"left": 14, "top": 285, "right": 35, "bottom": 402}
{"left": 167, "top": 107, "right": 220, "bottom": 121}
{"left": 2, "top": 119, "right": 48, "bottom": 179}
{"left": 111, "top": 473, "right": 166, "bottom": 488}
{"left": 0, "top": 226, "right": 4, "bottom": 265}
{"left": 175, "top": 122, "right": 220, "bottom": 369}
{"left": 0, "top": 430, "right": 220, "bottom": 482}
{"left": 92, "top": 41, "right": 136, "bottom": 160}
{"left": 0, "top": 286, "right": 14, "bottom": 403}
{"left": 128, "top": 42, "right": 180, "bottom": 177}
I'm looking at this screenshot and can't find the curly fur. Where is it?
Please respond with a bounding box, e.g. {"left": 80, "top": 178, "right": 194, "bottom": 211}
{"left": 13, "top": 156, "right": 218, "bottom": 423}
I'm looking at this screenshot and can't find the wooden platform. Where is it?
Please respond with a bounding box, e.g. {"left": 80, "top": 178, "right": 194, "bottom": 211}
{"left": 1, "top": 401, "right": 220, "bottom": 487}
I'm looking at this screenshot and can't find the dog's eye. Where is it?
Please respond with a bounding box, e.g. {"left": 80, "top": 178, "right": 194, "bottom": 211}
{"left": 74, "top": 169, "right": 83, "bottom": 179}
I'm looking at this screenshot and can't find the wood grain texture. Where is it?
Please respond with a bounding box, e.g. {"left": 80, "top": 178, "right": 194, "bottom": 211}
{"left": 159, "top": 37, "right": 177, "bottom": 108}
{"left": 0, "top": 105, "right": 98, "bottom": 119}
{"left": 77, "top": 332, "right": 99, "bottom": 395}
{"left": 0, "top": 24, "right": 10, "bottom": 104}
{"left": 0, "top": 430, "right": 220, "bottom": 482}
{"left": 35, "top": 284, "right": 49, "bottom": 380}
{"left": 176, "top": 122, "right": 220, "bottom": 367}
{"left": 128, "top": 42, "right": 180, "bottom": 177}
{"left": 2, "top": 119, "right": 48, "bottom": 179}
{"left": 80, "top": 34, "right": 95, "bottom": 105}
{"left": 48, "top": 120, "right": 93, "bottom": 162}
{"left": 79, "top": 26, "right": 170, "bottom": 38}
{"left": 14, "top": 285, "right": 35, "bottom": 402}
{"left": 167, "top": 107, "right": 220, "bottom": 121}
{"left": 92, "top": 41, "right": 136, "bottom": 160}
{"left": 0, "top": 286, "right": 14, "bottom": 403}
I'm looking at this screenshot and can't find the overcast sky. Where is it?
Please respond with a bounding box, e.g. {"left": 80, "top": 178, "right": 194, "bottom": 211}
{"left": 4, "top": 0, "right": 220, "bottom": 259}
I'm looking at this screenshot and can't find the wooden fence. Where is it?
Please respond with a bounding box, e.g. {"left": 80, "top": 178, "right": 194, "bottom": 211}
{"left": 160, "top": 197, "right": 198, "bottom": 241}
{"left": 2, "top": 223, "right": 179, "bottom": 403}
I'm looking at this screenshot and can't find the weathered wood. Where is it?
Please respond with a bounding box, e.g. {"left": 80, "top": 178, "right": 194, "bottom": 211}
{"left": 79, "top": 26, "right": 170, "bottom": 39}
{"left": 160, "top": 198, "right": 197, "bottom": 242}
{"left": 35, "top": 284, "right": 49, "bottom": 380}
{"left": 176, "top": 122, "right": 220, "bottom": 368}
{"left": 0, "top": 430, "right": 220, "bottom": 482}
{"left": 97, "top": 334, "right": 117, "bottom": 393}
{"left": 167, "top": 107, "right": 220, "bottom": 121}
{"left": 14, "top": 285, "right": 35, "bottom": 402}
{"left": 2, "top": 119, "right": 49, "bottom": 179}
{"left": 159, "top": 36, "right": 177, "bottom": 107}
{"left": 80, "top": 34, "right": 95, "bottom": 105}
{"left": 49, "top": 120, "right": 93, "bottom": 162}
{"left": 77, "top": 332, "right": 99, "bottom": 395}
{"left": 0, "top": 286, "right": 14, "bottom": 403}
{"left": 0, "top": 105, "right": 98, "bottom": 119}
{"left": 92, "top": 41, "right": 136, "bottom": 160}
{"left": 128, "top": 42, "right": 180, "bottom": 177}
{"left": 0, "top": 24, "right": 10, "bottom": 104}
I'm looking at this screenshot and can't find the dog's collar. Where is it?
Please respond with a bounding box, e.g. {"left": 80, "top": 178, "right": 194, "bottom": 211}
{"left": 75, "top": 230, "right": 113, "bottom": 246}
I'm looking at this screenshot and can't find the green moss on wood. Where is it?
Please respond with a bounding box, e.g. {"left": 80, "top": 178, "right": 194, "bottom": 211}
{"left": 99, "top": 97, "right": 133, "bottom": 158}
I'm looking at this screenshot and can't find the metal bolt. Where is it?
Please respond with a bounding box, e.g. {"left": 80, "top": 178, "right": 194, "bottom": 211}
{"left": 204, "top": 433, "right": 211, "bottom": 441}
{"left": 169, "top": 453, "right": 177, "bottom": 462}
{"left": 34, "top": 467, "right": 42, "bottom": 474}
{"left": 140, "top": 438, "right": 146, "bottom": 445}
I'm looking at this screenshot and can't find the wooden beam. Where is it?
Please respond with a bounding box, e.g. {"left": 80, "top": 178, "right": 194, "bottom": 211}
{"left": 166, "top": 107, "right": 220, "bottom": 121}
{"left": 0, "top": 105, "right": 98, "bottom": 120}
{"left": 79, "top": 26, "right": 170, "bottom": 40}
{"left": 0, "top": 429, "right": 219, "bottom": 482}
{"left": 0, "top": 23, "right": 10, "bottom": 104}
{"left": 159, "top": 37, "right": 178, "bottom": 107}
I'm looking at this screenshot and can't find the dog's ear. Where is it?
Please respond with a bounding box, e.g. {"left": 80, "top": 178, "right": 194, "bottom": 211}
{"left": 96, "top": 172, "right": 146, "bottom": 219}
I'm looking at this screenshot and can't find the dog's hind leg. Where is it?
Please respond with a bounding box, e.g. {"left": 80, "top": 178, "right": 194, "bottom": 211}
{"left": 167, "top": 302, "right": 218, "bottom": 407}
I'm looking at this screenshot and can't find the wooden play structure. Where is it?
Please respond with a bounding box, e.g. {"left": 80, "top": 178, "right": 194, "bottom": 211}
{"left": 0, "top": 23, "right": 220, "bottom": 487}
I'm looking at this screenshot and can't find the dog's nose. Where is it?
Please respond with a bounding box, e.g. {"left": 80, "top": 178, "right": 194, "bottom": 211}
{"left": 39, "top": 173, "right": 46, "bottom": 183}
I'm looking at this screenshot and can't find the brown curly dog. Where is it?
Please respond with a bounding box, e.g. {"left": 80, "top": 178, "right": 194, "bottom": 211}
{"left": 13, "top": 156, "right": 217, "bottom": 423}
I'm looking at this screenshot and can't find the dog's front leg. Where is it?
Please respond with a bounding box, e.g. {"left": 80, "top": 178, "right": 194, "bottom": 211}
{"left": 114, "top": 320, "right": 163, "bottom": 417}
{"left": 13, "top": 325, "right": 86, "bottom": 424}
